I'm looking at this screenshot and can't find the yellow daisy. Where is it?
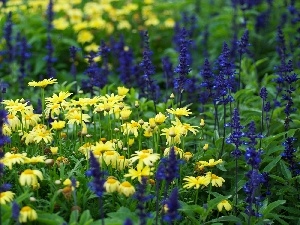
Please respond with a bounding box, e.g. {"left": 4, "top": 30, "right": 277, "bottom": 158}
{"left": 0, "top": 191, "right": 15, "bottom": 204}
{"left": 24, "top": 155, "right": 46, "bottom": 164}
{"left": 196, "top": 159, "right": 223, "bottom": 168}
{"left": 1, "top": 152, "right": 28, "bottom": 169}
{"left": 121, "top": 120, "right": 141, "bottom": 137}
{"left": 124, "top": 163, "right": 153, "bottom": 183}
{"left": 45, "top": 91, "right": 72, "bottom": 105}
{"left": 19, "top": 206, "right": 38, "bottom": 223}
{"left": 19, "top": 169, "right": 43, "bottom": 187}
{"left": 118, "top": 181, "right": 135, "bottom": 197}
{"left": 205, "top": 172, "right": 225, "bottom": 187}
{"left": 104, "top": 176, "right": 120, "bottom": 193}
{"left": 217, "top": 200, "right": 232, "bottom": 212}
{"left": 51, "top": 120, "right": 66, "bottom": 130}
{"left": 154, "top": 112, "right": 167, "bottom": 125}
{"left": 28, "top": 78, "right": 57, "bottom": 88}
{"left": 183, "top": 176, "right": 210, "bottom": 189}
{"left": 66, "top": 110, "right": 90, "bottom": 125}
{"left": 166, "top": 106, "right": 192, "bottom": 117}
{"left": 129, "top": 149, "right": 160, "bottom": 166}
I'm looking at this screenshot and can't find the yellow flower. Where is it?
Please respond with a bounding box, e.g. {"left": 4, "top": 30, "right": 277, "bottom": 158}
{"left": 0, "top": 191, "right": 15, "bottom": 204}
{"left": 3, "top": 99, "right": 32, "bottom": 116}
{"left": 28, "top": 124, "right": 53, "bottom": 144}
{"left": 203, "top": 144, "right": 209, "bottom": 151}
{"left": 117, "top": 86, "right": 129, "bottom": 96}
{"left": 121, "top": 120, "right": 141, "bottom": 137}
{"left": 2, "top": 123, "right": 11, "bottom": 136}
{"left": 120, "top": 108, "right": 132, "bottom": 120}
{"left": 66, "top": 110, "right": 90, "bottom": 125}
{"left": 6, "top": 113, "right": 21, "bottom": 131}
{"left": 183, "top": 152, "right": 193, "bottom": 161}
{"left": 118, "top": 181, "right": 135, "bottom": 197}
{"left": 23, "top": 111, "right": 41, "bottom": 128}
{"left": 85, "top": 43, "right": 99, "bottom": 52}
{"left": 117, "top": 20, "right": 131, "bottom": 30}
{"left": 50, "top": 147, "right": 58, "bottom": 155}
{"left": 77, "top": 30, "right": 93, "bottom": 43}
{"left": 92, "top": 140, "right": 115, "bottom": 154}
{"left": 1, "top": 152, "right": 28, "bottom": 169}
{"left": 154, "top": 112, "right": 167, "bottom": 125}
{"left": 171, "top": 117, "right": 199, "bottom": 135}
{"left": 104, "top": 176, "right": 120, "bottom": 193}
{"left": 68, "top": 8, "right": 83, "bottom": 24}
{"left": 24, "top": 155, "right": 46, "bottom": 164}
{"left": 129, "top": 149, "right": 160, "bottom": 166}
{"left": 217, "top": 200, "right": 232, "bottom": 212}
{"left": 51, "top": 120, "right": 66, "bottom": 130}
{"left": 197, "top": 159, "right": 223, "bottom": 168}
{"left": 200, "top": 119, "right": 205, "bottom": 127}
{"left": 161, "top": 125, "right": 184, "bottom": 146}
{"left": 63, "top": 178, "right": 80, "bottom": 188}
{"left": 100, "top": 150, "right": 120, "bottom": 168}
{"left": 116, "top": 156, "right": 129, "bottom": 170}
{"left": 19, "top": 206, "right": 38, "bottom": 223}
{"left": 53, "top": 17, "right": 69, "bottom": 30}
{"left": 45, "top": 91, "right": 72, "bottom": 105}
{"left": 183, "top": 176, "right": 210, "bottom": 189}
{"left": 164, "top": 146, "right": 184, "bottom": 158}
{"left": 28, "top": 78, "right": 57, "bottom": 88}
{"left": 166, "top": 106, "right": 192, "bottom": 117}
{"left": 164, "top": 18, "right": 175, "bottom": 28}
{"left": 124, "top": 163, "right": 153, "bottom": 183}
{"left": 19, "top": 169, "right": 43, "bottom": 187}
{"left": 205, "top": 172, "right": 225, "bottom": 187}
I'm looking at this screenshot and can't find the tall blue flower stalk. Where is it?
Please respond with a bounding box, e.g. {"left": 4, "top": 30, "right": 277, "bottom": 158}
{"left": 259, "top": 87, "right": 268, "bottom": 140}
{"left": 44, "top": 0, "right": 56, "bottom": 79}
{"left": 140, "top": 31, "right": 159, "bottom": 113}
{"left": 86, "top": 151, "right": 107, "bottom": 224}
{"left": 237, "top": 30, "right": 250, "bottom": 91}
{"left": 155, "top": 147, "right": 182, "bottom": 225}
{"left": 226, "top": 108, "right": 244, "bottom": 213}
{"left": 98, "top": 40, "right": 110, "bottom": 89}
{"left": 215, "top": 42, "right": 236, "bottom": 157}
{"left": 281, "top": 60, "right": 297, "bottom": 131}
{"left": 3, "top": 12, "right": 13, "bottom": 63}
{"left": 162, "top": 188, "right": 181, "bottom": 224}
{"left": 69, "top": 46, "right": 79, "bottom": 85}
{"left": 174, "top": 28, "right": 191, "bottom": 107}
{"left": 161, "top": 56, "right": 174, "bottom": 101}
{"left": 82, "top": 52, "right": 101, "bottom": 96}
{"left": 273, "top": 26, "right": 287, "bottom": 109}
{"left": 282, "top": 137, "right": 300, "bottom": 176}
{"left": 18, "top": 36, "right": 31, "bottom": 92}
{"left": 199, "top": 58, "right": 215, "bottom": 112}
{"left": 133, "top": 176, "right": 153, "bottom": 225}
{"left": 244, "top": 121, "right": 264, "bottom": 223}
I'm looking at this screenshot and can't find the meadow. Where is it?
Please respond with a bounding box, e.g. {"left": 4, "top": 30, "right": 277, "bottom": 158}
{"left": 0, "top": 0, "right": 299, "bottom": 224}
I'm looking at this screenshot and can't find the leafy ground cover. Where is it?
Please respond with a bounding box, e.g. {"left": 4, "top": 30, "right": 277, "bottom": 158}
{"left": 0, "top": 0, "right": 299, "bottom": 224}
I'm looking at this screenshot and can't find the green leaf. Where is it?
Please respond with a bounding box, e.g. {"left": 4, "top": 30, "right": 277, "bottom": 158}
{"left": 279, "top": 161, "right": 292, "bottom": 180}
{"left": 205, "top": 215, "right": 242, "bottom": 224}
{"left": 69, "top": 210, "right": 80, "bottom": 224}
{"left": 263, "top": 155, "right": 281, "bottom": 172}
{"left": 36, "top": 213, "right": 66, "bottom": 225}
{"left": 269, "top": 175, "right": 285, "bottom": 184}
{"left": 79, "top": 210, "right": 94, "bottom": 225}
{"left": 261, "top": 200, "right": 286, "bottom": 218}
{"left": 105, "top": 207, "right": 137, "bottom": 223}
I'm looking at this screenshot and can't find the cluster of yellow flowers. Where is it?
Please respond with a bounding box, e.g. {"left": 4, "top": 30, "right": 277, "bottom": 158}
{"left": 1, "top": 0, "right": 176, "bottom": 53}
{"left": 0, "top": 78, "right": 229, "bottom": 217}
